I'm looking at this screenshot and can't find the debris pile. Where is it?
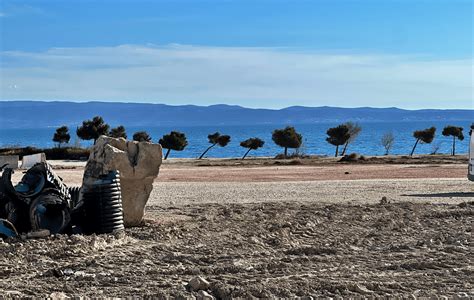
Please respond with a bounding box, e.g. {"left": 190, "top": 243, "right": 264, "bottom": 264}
{"left": 0, "top": 136, "right": 162, "bottom": 239}
{"left": 0, "top": 162, "right": 72, "bottom": 237}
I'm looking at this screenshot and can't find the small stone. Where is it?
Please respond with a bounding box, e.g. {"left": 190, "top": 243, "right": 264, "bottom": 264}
{"left": 4, "top": 291, "right": 22, "bottom": 296}
{"left": 26, "top": 229, "right": 50, "bottom": 239}
{"left": 188, "top": 276, "right": 211, "bottom": 291}
{"left": 50, "top": 292, "right": 68, "bottom": 299}
{"left": 350, "top": 284, "right": 373, "bottom": 294}
{"left": 197, "top": 290, "right": 215, "bottom": 300}
{"left": 380, "top": 196, "right": 388, "bottom": 204}
{"left": 63, "top": 268, "right": 74, "bottom": 276}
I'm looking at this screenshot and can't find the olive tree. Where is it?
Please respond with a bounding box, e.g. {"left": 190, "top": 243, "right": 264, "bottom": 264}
{"left": 159, "top": 131, "right": 188, "bottom": 159}
{"left": 326, "top": 124, "right": 350, "bottom": 157}
{"left": 410, "top": 127, "right": 436, "bottom": 156}
{"left": 198, "top": 132, "right": 231, "bottom": 159}
{"left": 52, "top": 126, "right": 71, "bottom": 148}
{"left": 271, "top": 126, "right": 303, "bottom": 158}
{"left": 240, "top": 137, "right": 265, "bottom": 160}
{"left": 442, "top": 125, "right": 464, "bottom": 156}
{"left": 76, "top": 116, "right": 110, "bottom": 144}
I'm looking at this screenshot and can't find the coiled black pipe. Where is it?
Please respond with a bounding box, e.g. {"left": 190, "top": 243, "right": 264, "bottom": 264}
{"left": 68, "top": 186, "right": 81, "bottom": 207}
{"left": 81, "top": 171, "right": 124, "bottom": 234}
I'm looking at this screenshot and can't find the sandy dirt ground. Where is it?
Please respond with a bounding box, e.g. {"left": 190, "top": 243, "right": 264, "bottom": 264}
{"left": 1, "top": 157, "right": 473, "bottom": 298}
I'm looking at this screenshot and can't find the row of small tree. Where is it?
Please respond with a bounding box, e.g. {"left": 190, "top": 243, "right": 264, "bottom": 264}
{"left": 52, "top": 116, "right": 467, "bottom": 159}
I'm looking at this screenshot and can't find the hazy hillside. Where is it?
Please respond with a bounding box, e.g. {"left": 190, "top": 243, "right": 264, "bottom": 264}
{"left": 0, "top": 101, "right": 472, "bottom": 129}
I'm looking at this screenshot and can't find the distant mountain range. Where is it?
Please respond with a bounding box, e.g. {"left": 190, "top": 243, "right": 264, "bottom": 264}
{"left": 0, "top": 101, "right": 472, "bottom": 129}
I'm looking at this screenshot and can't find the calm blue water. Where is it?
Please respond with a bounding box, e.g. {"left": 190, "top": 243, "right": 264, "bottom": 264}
{"left": 0, "top": 121, "right": 471, "bottom": 158}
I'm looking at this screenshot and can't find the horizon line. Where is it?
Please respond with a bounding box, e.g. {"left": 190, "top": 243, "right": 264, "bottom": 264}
{"left": 1, "top": 100, "right": 473, "bottom": 112}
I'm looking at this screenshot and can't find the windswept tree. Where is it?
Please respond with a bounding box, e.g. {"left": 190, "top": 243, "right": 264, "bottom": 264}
{"left": 240, "top": 138, "right": 265, "bottom": 160}
{"left": 341, "top": 122, "right": 362, "bottom": 156}
{"left": 442, "top": 125, "right": 464, "bottom": 156}
{"left": 76, "top": 116, "right": 110, "bottom": 144}
{"left": 198, "top": 132, "right": 231, "bottom": 159}
{"left": 109, "top": 125, "right": 127, "bottom": 139}
{"left": 326, "top": 125, "right": 350, "bottom": 157}
{"left": 52, "top": 126, "right": 71, "bottom": 148}
{"left": 159, "top": 131, "right": 188, "bottom": 159}
{"left": 410, "top": 127, "right": 436, "bottom": 156}
{"left": 381, "top": 132, "right": 395, "bottom": 155}
{"left": 133, "top": 131, "right": 152, "bottom": 142}
{"left": 272, "top": 126, "right": 303, "bottom": 158}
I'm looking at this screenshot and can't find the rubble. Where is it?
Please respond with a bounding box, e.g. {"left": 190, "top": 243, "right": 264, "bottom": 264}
{"left": 82, "top": 136, "right": 162, "bottom": 227}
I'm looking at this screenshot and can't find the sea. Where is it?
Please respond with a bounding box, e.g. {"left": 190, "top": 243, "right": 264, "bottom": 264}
{"left": 0, "top": 121, "right": 471, "bottom": 158}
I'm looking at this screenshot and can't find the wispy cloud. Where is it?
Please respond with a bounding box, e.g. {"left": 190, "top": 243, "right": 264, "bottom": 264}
{"left": 0, "top": 44, "right": 472, "bottom": 109}
{"left": 0, "top": 3, "right": 45, "bottom": 18}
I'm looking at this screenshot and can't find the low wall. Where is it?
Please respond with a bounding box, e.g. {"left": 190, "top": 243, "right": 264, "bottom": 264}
{"left": 0, "top": 155, "right": 20, "bottom": 169}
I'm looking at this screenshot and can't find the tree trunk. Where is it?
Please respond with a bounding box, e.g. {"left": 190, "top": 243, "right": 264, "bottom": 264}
{"left": 385, "top": 148, "right": 389, "bottom": 155}
{"left": 452, "top": 136, "right": 456, "bottom": 156}
{"left": 164, "top": 148, "right": 171, "bottom": 160}
{"left": 242, "top": 148, "right": 252, "bottom": 160}
{"left": 341, "top": 141, "right": 349, "bottom": 156}
{"left": 335, "top": 145, "right": 339, "bottom": 157}
{"left": 198, "top": 143, "right": 216, "bottom": 159}
{"left": 410, "top": 139, "right": 419, "bottom": 156}
{"left": 284, "top": 147, "right": 288, "bottom": 158}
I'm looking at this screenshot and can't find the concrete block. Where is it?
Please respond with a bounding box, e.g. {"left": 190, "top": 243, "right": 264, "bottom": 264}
{"left": 0, "top": 155, "right": 19, "bottom": 169}
{"left": 22, "top": 153, "right": 46, "bottom": 169}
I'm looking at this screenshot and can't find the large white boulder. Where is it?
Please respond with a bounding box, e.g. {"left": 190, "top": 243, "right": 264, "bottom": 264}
{"left": 82, "top": 136, "right": 162, "bottom": 227}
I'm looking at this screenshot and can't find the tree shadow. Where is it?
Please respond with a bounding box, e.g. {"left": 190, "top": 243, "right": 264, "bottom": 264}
{"left": 402, "top": 192, "right": 474, "bottom": 198}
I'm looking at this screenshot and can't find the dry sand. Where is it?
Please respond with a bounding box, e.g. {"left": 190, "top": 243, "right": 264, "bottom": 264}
{"left": 1, "top": 157, "right": 473, "bottom": 297}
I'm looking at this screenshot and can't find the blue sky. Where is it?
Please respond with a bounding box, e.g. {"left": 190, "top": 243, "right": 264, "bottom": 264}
{"left": 0, "top": 0, "right": 472, "bottom": 109}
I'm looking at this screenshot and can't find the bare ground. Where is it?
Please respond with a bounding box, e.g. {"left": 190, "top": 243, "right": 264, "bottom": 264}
{"left": 1, "top": 157, "right": 473, "bottom": 298}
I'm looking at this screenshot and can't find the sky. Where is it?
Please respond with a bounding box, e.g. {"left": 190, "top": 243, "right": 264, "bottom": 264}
{"left": 0, "top": 0, "right": 472, "bottom": 109}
